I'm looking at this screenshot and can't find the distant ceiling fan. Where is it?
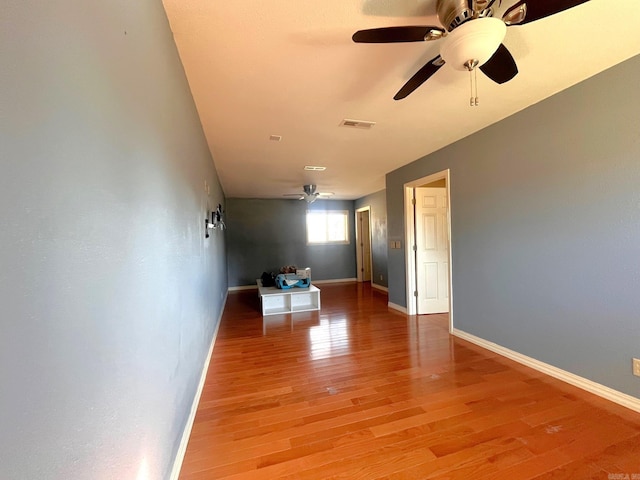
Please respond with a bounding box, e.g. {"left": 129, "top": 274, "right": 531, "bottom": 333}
{"left": 352, "top": 0, "right": 591, "bottom": 101}
{"left": 283, "top": 184, "right": 334, "bottom": 203}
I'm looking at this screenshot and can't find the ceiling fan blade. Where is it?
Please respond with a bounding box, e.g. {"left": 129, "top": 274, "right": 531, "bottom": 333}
{"left": 479, "top": 44, "right": 518, "bottom": 84}
{"left": 394, "top": 55, "right": 445, "bottom": 100}
{"left": 503, "top": 0, "right": 590, "bottom": 26}
{"left": 352, "top": 26, "right": 444, "bottom": 43}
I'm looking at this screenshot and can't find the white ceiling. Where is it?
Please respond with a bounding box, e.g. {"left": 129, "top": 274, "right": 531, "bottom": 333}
{"left": 162, "top": 0, "right": 640, "bottom": 200}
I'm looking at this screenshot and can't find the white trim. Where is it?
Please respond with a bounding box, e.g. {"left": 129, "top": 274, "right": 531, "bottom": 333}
{"left": 228, "top": 285, "right": 257, "bottom": 292}
{"left": 371, "top": 283, "right": 388, "bottom": 292}
{"left": 313, "top": 278, "right": 357, "bottom": 285}
{"left": 388, "top": 302, "right": 407, "bottom": 314}
{"left": 404, "top": 186, "right": 416, "bottom": 315}
{"left": 452, "top": 328, "right": 640, "bottom": 414}
{"left": 403, "top": 170, "right": 454, "bottom": 333}
{"left": 170, "top": 293, "right": 226, "bottom": 480}
{"left": 355, "top": 206, "right": 373, "bottom": 283}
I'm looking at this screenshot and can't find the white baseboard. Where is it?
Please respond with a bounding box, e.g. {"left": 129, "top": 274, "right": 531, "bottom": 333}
{"left": 388, "top": 302, "right": 407, "bottom": 314}
{"left": 452, "top": 328, "right": 640, "bottom": 414}
{"left": 313, "top": 278, "right": 357, "bottom": 285}
{"left": 371, "top": 283, "right": 388, "bottom": 292}
{"left": 228, "top": 284, "right": 257, "bottom": 292}
{"left": 170, "top": 292, "right": 227, "bottom": 480}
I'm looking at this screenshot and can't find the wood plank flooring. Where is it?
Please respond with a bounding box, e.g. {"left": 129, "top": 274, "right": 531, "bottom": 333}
{"left": 179, "top": 282, "right": 640, "bottom": 479}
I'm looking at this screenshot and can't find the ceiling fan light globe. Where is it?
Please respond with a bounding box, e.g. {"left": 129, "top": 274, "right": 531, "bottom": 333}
{"left": 440, "top": 17, "right": 506, "bottom": 71}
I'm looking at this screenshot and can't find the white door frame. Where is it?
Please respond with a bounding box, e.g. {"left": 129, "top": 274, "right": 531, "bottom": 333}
{"left": 355, "top": 206, "right": 372, "bottom": 282}
{"left": 404, "top": 170, "right": 454, "bottom": 332}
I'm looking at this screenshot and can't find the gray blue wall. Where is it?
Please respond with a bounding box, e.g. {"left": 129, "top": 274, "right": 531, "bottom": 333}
{"left": 386, "top": 55, "right": 640, "bottom": 398}
{"left": 355, "top": 189, "right": 388, "bottom": 288}
{"left": 226, "top": 199, "right": 356, "bottom": 287}
{"left": 1, "top": 1, "right": 227, "bottom": 479}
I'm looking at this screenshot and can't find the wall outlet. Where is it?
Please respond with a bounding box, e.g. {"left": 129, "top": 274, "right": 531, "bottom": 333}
{"left": 633, "top": 358, "right": 640, "bottom": 377}
{"left": 380, "top": 274, "right": 383, "bottom": 281}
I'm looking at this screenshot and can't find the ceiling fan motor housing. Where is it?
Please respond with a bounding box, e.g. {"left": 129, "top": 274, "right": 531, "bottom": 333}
{"left": 303, "top": 184, "right": 317, "bottom": 195}
{"left": 437, "top": 0, "right": 493, "bottom": 31}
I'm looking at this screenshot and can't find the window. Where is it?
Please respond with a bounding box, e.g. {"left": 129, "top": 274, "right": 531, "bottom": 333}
{"left": 306, "top": 210, "right": 349, "bottom": 244}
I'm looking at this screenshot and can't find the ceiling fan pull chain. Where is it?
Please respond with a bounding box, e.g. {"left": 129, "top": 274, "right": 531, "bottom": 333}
{"left": 469, "top": 69, "right": 474, "bottom": 106}
{"left": 474, "top": 68, "right": 479, "bottom": 106}
{"left": 469, "top": 67, "right": 479, "bottom": 107}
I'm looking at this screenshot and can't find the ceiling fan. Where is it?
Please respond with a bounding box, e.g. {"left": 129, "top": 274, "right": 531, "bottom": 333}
{"left": 283, "top": 184, "right": 334, "bottom": 203}
{"left": 352, "top": 0, "right": 591, "bottom": 101}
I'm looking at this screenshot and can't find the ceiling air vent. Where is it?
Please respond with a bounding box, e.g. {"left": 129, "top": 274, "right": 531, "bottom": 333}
{"left": 340, "top": 119, "right": 376, "bottom": 129}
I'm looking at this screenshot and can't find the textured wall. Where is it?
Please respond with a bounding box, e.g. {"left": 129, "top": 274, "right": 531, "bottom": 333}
{"left": 385, "top": 55, "right": 640, "bottom": 398}
{"left": 355, "top": 190, "right": 388, "bottom": 288}
{"left": 226, "top": 199, "right": 356, "bottom": 287}
{"left": 0, "top": 1, "right": 227, "bottom": 478}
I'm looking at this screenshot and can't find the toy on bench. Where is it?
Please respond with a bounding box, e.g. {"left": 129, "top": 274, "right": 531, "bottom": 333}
{"left": 275, "top": 266, "right": 311, "bottom": 290}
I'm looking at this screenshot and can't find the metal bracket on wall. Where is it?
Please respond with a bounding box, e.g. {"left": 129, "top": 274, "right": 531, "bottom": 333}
{"left": 205, "top": 204, "right": 226, "bottom": 238}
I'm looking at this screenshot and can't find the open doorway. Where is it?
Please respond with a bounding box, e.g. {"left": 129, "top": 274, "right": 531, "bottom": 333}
{"left": 355, "top": 207, "right": 372, "bottom": 283}
{"left": 404, "top": 170, "right": 453, "bottom": 332}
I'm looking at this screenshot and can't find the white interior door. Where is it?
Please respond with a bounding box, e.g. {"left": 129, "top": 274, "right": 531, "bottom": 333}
{"left": 361, "top": 212, "right": 371, "bottom": 281}
{"left": 356, "top": 209, "right": 372, "bottom": 282}
{"left": 415, "top": 187, "right": 449, "bottom": 314}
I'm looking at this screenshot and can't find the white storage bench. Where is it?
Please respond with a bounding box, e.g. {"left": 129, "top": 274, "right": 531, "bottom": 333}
{"left": 256, "top": 279, "right": 321, "bottom": 316}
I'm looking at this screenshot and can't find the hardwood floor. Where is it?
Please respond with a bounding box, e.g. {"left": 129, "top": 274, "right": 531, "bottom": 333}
{"left": 179, "top": 282, "right": 640, "bottom": 479}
